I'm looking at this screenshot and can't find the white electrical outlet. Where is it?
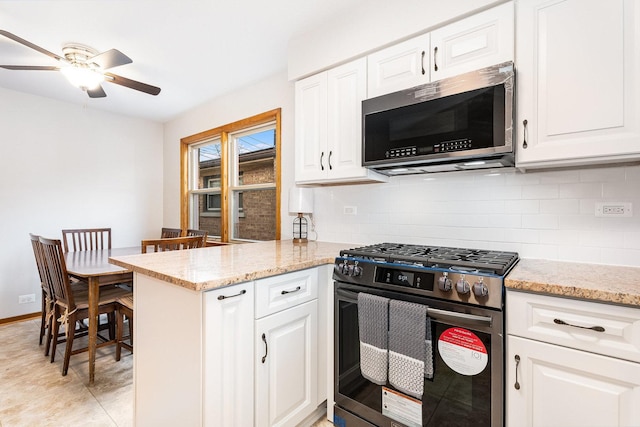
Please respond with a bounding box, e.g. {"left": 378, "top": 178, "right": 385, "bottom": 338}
{"left": 18, "top": 294, "right": 36, "bottom": 304}
{"left": 595, "top": 202, "right": 633, "bottom": 217}
{"left": 343, "top": 206, "right": 357, "bottom": 215}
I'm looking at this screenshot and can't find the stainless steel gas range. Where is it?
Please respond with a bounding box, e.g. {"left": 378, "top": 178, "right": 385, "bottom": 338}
{"left": 333, "top": 243, "right": 519, "bottom": 427}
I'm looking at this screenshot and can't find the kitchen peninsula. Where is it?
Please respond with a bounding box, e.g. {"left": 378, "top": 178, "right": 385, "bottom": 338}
{"left": 109, "top": 240, "right": 349, "bottom": 427}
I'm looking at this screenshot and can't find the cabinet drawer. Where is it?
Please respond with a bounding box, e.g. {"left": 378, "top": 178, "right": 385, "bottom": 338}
{"left": 507, "top": 290, "right": 640, "bottom": 363}
{"left": 255, "top": 268, "right": 318, "bottom": 319}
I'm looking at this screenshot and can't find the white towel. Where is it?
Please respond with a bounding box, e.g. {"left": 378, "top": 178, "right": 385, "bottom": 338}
{"left": 358, "top": 293, "right": 389, "bottom": 385}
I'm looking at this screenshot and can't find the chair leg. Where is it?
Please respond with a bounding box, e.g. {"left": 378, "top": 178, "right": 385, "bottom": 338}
{"left": 62, "top": 312, "right": 76, "bottom": 376}
{"left": 116, "top": 307, "right": 123, "bottom": 361}
{"left": 107, "top": 312, "right": 116, "bottom": 340}
{"left": 129, "top": 314, "right": 133, "bottom": 351}
{"left": 44, "top": 308, "right": 54, "bottom": 357}
{"left": 50, "top": 305, "right": 60, "bottom": 363}
{"left": 39, "top": 290, "right": 46, "bottom": 345}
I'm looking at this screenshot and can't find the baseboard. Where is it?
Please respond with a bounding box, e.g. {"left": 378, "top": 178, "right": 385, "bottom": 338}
{"left": 0, "top": 311, "right": 40, "bottom": 325}
{"left": 299, "top": 402, "right": 329, "bottom": 427}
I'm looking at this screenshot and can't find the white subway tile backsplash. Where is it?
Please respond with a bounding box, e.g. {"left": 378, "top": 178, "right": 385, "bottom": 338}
{"left": 539, "top": 199, "right": 580, "bottom": 214}
{"left": 558, "top": 182, "right": 603, "bottom": 199}
{"left": 521, "top": 184, "right": 559, "bottom": 200}
{"left": 313, "top": 164, "right": 640, "bottom": 267}
{"left": 522, "top": 214, "right": 558, "bottom": 230}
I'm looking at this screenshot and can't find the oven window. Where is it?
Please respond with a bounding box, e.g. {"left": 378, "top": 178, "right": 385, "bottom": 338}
{"left": 336, "top": 298, "right": 492, "bottom": 426}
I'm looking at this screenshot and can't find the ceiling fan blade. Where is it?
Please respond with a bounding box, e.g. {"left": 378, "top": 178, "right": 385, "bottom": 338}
{"left": 104, "top": 72, "right": 161, "bottom": 96}
{"left": 0, "top": 65, "right": 59, "bottom": 71}
{"left": 90, "top": 49, "right": 132, "bottom": 70}
{"left": 0, "top": 30, "right": 66, "bottom": 62}
{"left": 87, "top": 85, "right": 107, "bottom": 98}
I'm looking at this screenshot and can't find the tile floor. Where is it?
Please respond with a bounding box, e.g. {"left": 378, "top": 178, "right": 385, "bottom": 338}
{"left": 0, "top": 318, "right": 334, "bottom": 427}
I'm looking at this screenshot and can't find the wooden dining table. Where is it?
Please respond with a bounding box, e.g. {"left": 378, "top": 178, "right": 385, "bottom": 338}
{"left": 64, "top": 246, "right": 140, "bottom": 384}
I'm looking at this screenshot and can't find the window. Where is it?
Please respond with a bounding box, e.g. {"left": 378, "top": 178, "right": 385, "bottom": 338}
{"left": 181, "top": 109, "right": 281, "bottom": 242}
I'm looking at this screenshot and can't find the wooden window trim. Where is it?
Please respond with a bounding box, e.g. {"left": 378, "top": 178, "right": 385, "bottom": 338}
{"left": 180, "top": 108, "right": 281, "bottom": 242}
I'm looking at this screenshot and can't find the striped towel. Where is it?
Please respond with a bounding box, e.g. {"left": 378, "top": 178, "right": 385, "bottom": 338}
{"left": 388, "top": 300, "right": 431, "bottom": 399}
{"left": 357, "top": 293, "right": 390, "bottom": 385}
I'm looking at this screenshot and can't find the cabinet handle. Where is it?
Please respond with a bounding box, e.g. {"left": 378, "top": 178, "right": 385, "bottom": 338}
{"left": 522, "top": 119, "right": 528, "bottom": 149}
{"left": 514, "top": 354, "right": 521, "bottom": 390}
{"left": 421, "top": 51, "right": 426, "bottom": 75}
{"left": 328, "top": 150, "right": 333, "bottom": 170}
{"left": 433, "top": 46, "right": 438, "bottom": 72}
{"left": 261, "top": 333, "right": 268, "bottom": 363}
{"left": 281, "top": 286, "right": 301, "bottom": 295}
{"left": 217, "top": 289, "right": 246, "bottom": 300}
{"left": 553, "top": 318, "right": 605, "bottom": 332}
{"left": 320, "top": 151, "right": 325, "bottom": 171}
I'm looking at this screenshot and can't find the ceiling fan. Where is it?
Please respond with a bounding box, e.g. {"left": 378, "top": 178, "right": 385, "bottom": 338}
{"left": 0, "top": 29, "right": 161, "bottom": 98}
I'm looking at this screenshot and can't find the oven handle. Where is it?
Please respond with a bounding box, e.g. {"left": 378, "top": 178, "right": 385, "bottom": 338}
{"left": 336, "top": 287, "right": 493, "bottom": 327}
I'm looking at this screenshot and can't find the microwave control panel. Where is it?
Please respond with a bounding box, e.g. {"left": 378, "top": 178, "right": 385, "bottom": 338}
{"left": 434, "top": 138, "right": 473, "bottom": 153}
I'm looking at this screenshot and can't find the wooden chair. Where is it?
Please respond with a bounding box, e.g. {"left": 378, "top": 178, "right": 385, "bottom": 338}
{"left": 62, "top": 228, "right": 111, "bottom": 252}
{"left": 161, "top": 227, "right": 182, "bottom": 238}
{"left": 39, "top": 236, "right": 130, "bottom": 376}
{"left": 186, "top": 229, "right": 208, "bottom": 246}
{"left": 29, "top": 233, "right": 55, "bottom": 350}
{"left": 141, "top": 235, "right": 206, "bottom": 253}
{"left": 115, "top": 293, "right": 133, "bottom": 361}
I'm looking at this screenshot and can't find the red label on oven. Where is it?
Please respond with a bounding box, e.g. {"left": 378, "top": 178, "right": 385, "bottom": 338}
{"left": 438, "top": 327, "right": 488, "bottom": 376}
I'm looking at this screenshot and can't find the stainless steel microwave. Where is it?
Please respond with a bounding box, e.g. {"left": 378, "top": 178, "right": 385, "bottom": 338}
{"left": 362, "top": 61, "right": 514, "bottom": 175}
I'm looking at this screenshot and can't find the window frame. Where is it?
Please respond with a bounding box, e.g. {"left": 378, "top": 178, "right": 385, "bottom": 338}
{"left": 180, "top": 108, "right": 281, "bottom": 243}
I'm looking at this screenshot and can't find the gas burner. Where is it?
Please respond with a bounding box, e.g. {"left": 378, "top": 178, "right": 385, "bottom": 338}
{"left": 340, "top": 243, "right": 519, "bottom": 276}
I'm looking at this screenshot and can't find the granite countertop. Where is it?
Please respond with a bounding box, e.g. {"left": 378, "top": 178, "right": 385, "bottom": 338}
{"left": 109, "top": 240, "right": 350, "bottom": 292}
{"left": 505, "top": 258, "right": 640, "bottom": 307}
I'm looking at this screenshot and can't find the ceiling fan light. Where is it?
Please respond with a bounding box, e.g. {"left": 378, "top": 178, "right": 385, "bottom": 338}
{"left": 60, "top": 66, "right": 105, "bottom": 90}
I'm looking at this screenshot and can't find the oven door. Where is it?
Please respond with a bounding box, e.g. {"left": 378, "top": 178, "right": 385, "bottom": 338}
{"left": 334, "top": 282, "right": 503, "bottom": 427}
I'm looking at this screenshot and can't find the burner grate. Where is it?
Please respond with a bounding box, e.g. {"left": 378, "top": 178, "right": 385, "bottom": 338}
{"left": 340, "top": 243, "right": 519, "bottom": 275}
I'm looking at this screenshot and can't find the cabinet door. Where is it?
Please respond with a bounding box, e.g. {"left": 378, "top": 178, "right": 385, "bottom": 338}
{"left": 203, "top": 282, "right": 254, "bottom": 427}
{"left": 431, "top": 2, "right": 514, "bottom": 81}
{"left": 367, "top": 33, "right": 430, "bottom": 97}
{"left": 327, "top": 58, "right": 369, "bottom": 180}
{"left": 516, "top": 0, "right": 640, "bottom": 169}
{"left": 295, "top": 72, "right": 328, "bottom": 182}
{"left": 507, "top": 335, "right": 640, "bottom": 427}
{"left": 255, "top": 300, "right": 318, "bottom": 427}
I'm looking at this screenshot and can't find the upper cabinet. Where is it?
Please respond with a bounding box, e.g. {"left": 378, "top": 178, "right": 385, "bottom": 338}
{"left": 367, "top": 34, "right": 430, "bottom": 98}
{"left": 295, "top": 58, "right": 388, "bottom": 184}
{"left": 515, "top": 0, "right": 640, "bottom": 169}
{"left": 367, "top": 2, "right": 514, "bottom": 98}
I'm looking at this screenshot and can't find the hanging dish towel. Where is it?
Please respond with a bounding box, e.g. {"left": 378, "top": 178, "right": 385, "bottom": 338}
{"left": 388, "top": 300, "right": 430, "bottom": 399}
{"left": 358, "top": 293, "right": 390, "bottom": 385}
{"left": 425, "top": 316, "right": 434, "bottom": 380}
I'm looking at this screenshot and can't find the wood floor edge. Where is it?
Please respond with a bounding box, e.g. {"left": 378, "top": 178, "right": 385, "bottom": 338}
{"left": 0, "top": 311, "right": 40, "bottom": 325}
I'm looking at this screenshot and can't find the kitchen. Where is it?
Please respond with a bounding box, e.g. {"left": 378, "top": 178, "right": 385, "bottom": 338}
{"left": 1, "top": 0, "right": 640, "bottom": 426}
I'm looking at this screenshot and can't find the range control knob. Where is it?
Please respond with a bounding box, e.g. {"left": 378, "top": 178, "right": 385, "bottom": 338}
{"left": 473, "top": 280, "right": 489, "bottom": 297}
{"left": 456, "top": 278, "right": 470, "bottom": 294}
{"left": 352, "top": 264, "right": 363, "bottom": 277}
{"left": 438, "top": 276, "right": 452, "bottom": 292}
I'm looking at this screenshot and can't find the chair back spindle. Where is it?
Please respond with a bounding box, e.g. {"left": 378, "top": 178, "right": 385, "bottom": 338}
{"left": 62, "top": 228, "right": 112, "bottom": 252}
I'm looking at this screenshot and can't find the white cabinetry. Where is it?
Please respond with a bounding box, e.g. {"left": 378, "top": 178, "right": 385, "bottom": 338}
{"left": 515, "top": 0, "right": 640, "bottom": 169}
{"left": 204, "top": 282, "right": 255, "bottom": 426}
{"left": 255, "top": 268, "right": 320, "bottom": 427}
{"left": 506, "top": 290, "right": 640, "bottom": 427}
{"left": 367, "top": 2, "right": 513, "bottom": 97}
{"left": 295, "top": 58, "right": 387, "bottom": 184}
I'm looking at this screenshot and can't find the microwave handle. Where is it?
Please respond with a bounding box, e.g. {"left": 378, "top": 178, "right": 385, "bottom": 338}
{"left": 335, "top": 287, "right": 492, "bottom": 327}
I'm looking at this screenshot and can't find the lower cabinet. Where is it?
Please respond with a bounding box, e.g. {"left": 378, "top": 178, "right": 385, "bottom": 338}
{"left": 255, "top": 300, "right": 318, "bottom": 427}
{"left": 204, "top": 281, "right": 255, "bottom": 426}
{"left": 507, "top": 335, "right": 640, "bottom": 427}
{"left": 134, "top": 267, "right": 326, "bottom": 427}
{"left": 506, "top": 290, "right": 640, "bottom": 427}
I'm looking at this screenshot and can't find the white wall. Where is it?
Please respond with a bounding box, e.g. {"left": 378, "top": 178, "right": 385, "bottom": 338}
{"left": 162, "top": 71, "right": 298, "bottom": 238}
{"left": 0, "top": 87, "right": 163, "bottom": 318}
{"left": 310, "top": 165, "right": 640, "bottom": 267}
